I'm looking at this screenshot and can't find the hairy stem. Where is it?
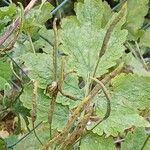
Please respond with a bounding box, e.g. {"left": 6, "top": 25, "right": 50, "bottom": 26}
{"left": 48, "top": 18, "right": 59, "bottom": 139}
{"left": 41, "top": 63, "right": 124, "bottom": 150}
{"left": 31, "top": 80, "right": 43, "bottom": 145}
{"left": 92, "top": 3, "right": 127, "bottom": 77}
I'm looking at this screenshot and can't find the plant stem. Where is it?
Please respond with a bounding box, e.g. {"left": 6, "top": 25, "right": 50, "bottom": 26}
{"left": 141, "top": 134, "right": 150, "bottom": 150}
{"left": 27, "top": 32, "right": 36, "bottom": 54}
{"left": 31, "top": 80, "right": 43, "bottom": 145}
{"left": 48, "top": 18, "right": 59, "bottom": 139}
{"left": 92, "top": 3, "right": 127, "bottom": 77}
{"left": 0, "top": 0, "right": 38, "bottom": 46}
{"left": 41, "top": 63, "right": 124, "bottom": 150}
{"left": 135, "top": 41, "right": 148, "bottom": 71}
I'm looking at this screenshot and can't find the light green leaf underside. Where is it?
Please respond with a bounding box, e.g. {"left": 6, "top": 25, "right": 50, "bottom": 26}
{"left": 124, "top": 0, "right": 149, "bottom": 40}
{"left": 56, "top": 74, "right": 84, "bottom": 109}
{"left": 13, "top": 125, "right": 50, "bottom": 150}
{"left": 0, "top": 60, "right": 12, "bottom": 81}
{"left": 124, "top": 53, "right": 150, "bottom": 76}
{"left": 60, "top": 0, "right": 127, "bottom": 79}
{"left": 20, "top": 85, "right": 69, "bottom": 130}
{"left": 140, "top": 28, "right": 150, "bottom": 47}
{"left": 80, "top": 132, "right": 115, "bottom": 150}
{"left": 88, "top": 74, "right": 150, "bottom": 136}
{"left": 20, "top": 53, "right": 52, "bottom": 89}
{"left": 0, "top": 77, "right": 7, "bottom": 91}
{"left": 122, "top": 128, "right": 149, "bottom": 150}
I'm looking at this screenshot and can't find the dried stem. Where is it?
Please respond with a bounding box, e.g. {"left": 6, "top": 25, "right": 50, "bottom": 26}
{"left": 41, "top": 63, "right": 124, "bottom": 150}
{"left": 92, "top": 3, "right": 127, "bottom": 77}
{"left": 141, "top": 134, "right": 150, "bottom": 150}
{"left": 89, "top": 78, "right": 111, "bottom": 130}
{"left": 48, "top": 18, "right": 59, "bottom": 139}
{"left": 58, "top": 57, "right": 80, "bottom": 101}
{"left": 0, "top": 0, "right": 38, "bottom": 46}
{"left": 53, "top": 18, "right": 58, "bottom": 81}
{"left": 31, "top": 80, "right": 43, "bottom": 145}
{"left": 59, "top": 90, "right": 80, "bottom": 101}
{"left": 135, "top": 41, "right": 148, "bottom": 71}
{"left": 59, "top": 106, "right": 93, "bottom": 150}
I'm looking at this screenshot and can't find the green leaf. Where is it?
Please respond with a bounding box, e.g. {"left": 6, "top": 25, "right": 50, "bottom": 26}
{"left": 140, "top": 28, "right": 150, "bottom": 47}
{"left": 122, "top": 128, "right": 149, "bottom": 150}
{"left": 56, "top": 74, "right": 84, "bottom": 109}
{"left": 60, "top": 0, "right": 127, "bottom": 79}
{"left": 80, "top": 132, "right": 115, "bottom": 150}
{"left": 0, "top": 3, "right": 16, "bottom": 19}
{"left": 124, "top": 53, "right": 150, "bottom": 76}
{"left": 0, "top": 138, "right": 7, "bottom": 150}
{"left": 23, "top": 2, "right": 53, "bottom": 35}
{"left": 20, "top": 85, "right": 69, "bottom": 130}
{"left": 0, "top": 76, "right": 7, "bottom": 91}
{"left": 0, "top": 60, "right": 12, "bottom": 81}
{"left": 123, "top": 0, "right": 149, "bottom": 40}
{"left": 20, "top": 53, "right": 52, "bottom": 89}
{"left": 13, "top": 125, "right": 50, "bottom": 150}
{"left": 88, "top": 74, "right": 150, "bottom": 136}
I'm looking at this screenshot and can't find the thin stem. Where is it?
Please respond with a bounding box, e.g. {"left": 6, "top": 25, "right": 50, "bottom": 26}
{"left": 74, "top": 78, "right": 111, "bottom": 145}
{"left": 112, "top": 0, "right": 127, "bottom": 11}
{"left": 48, "top": 18, "right": 59, "bottom": 139}
{"left": 51, "top": 0, "right": 69, "bottom": 15}
{"left": 92, "top": 3, "right": 127, "bottom": 77}
{"left": 59, "top": 89, "right": 80, "bottom": 101}
{"left": 41, "top": 63, "right": 124, "bottom": 150}
{"left": 141, "top": 134, "right": 150, "bottom": 150}
{"left": 59, "top": 106, "right": 93, "bottom": 150}
{"left": 7, "top": 121, "right": 42, "bottom": 149}
{"left": 2, "top": 0, "right": 10, "bottom": 5}
{"left": 0, "top": 0, "right": 38, "bottom": 46}
{"left": 126, "top": 42, "right": 139, "bottom": 60}
{"left": 31, "top": 80, "right": 43, "bottom": 145}
{"left": 56, "top": 0, "right": 62, "bottom": 19}
{"left": 89, "top": 78, "right": 111, "bottom": 130}
{"left": 27, "top": 32, "right": 36, "bottom": 54}
{"left": 143, "top": 22, "right": 150, "bottom": 30}
{"left": 135, "top": 41, "right": 148, "bottom": 71}
{"left": 53, "top": 18, "right": 58, "bottom": 81}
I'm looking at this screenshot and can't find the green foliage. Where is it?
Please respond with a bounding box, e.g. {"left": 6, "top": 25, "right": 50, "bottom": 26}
{"left": 23, "top": 2, "right": 53, "bottom": 35}
{"left": 21, "top": 53, "right": 52, "bottom": 89}
{"left": 88, "top": 74, "right": 150, "bottom": 136}
{"left": 60, "top": 0, "right": 127, "bottom": 79}
{"left": 20, "top": 84, "right": 69, "bottom": 130}
{"left": 140, "top": 28, "right": 150, "bottom": 47}
{"left": 0, "top": 3, "right": 16, "bottom": 32}
{"left": 122, "top": 128, "right": 149, "bottom": 150}
{"left": 0, "top": 138, "right": 7, "bottom": 150}
{"left": 124, "top": 0, "right": 149, "bottom": 40}
{"left": 80, "top": 132, "right": 115, "bottom": 150}
{"left": 0, "top": 0, "right": 150, "bottom": 149}
{"left": 0, "top": 60, "right": 12, "bottom": 90}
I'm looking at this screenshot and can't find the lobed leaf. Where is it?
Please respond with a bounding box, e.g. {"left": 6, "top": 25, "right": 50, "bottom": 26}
{"left": 88, "top": 74, "right": 150, "bottom": 136}
{"left": 60, "top": 0, "right": 127, "bottom": 79}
